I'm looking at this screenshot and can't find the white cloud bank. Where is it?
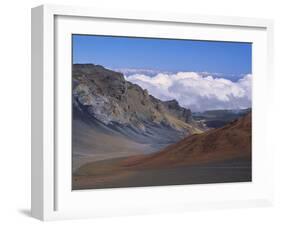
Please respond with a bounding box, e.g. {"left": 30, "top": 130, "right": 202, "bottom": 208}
{"left": 125, "top": 72, "right": 252, "bottom": 112}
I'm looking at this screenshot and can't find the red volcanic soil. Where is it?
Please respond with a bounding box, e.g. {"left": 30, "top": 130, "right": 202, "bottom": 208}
{"left": 73, "top": 113, "right": 252, "bottom": 189}
{"left": 124, "top": 113, "right": 251, "bottom": 168}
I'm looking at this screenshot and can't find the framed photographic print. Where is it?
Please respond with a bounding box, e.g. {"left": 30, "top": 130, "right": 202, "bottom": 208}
{"left": 31, "top": 4, "right": 274, "bottom": 221}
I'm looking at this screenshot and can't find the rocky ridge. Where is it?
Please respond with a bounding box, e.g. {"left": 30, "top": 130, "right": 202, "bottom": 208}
{"left": 73, "top": 64, "right": 203, "bottom": 144}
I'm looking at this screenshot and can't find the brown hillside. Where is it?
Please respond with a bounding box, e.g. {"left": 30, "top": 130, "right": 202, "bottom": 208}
{"left": 124, "top": 113, "right": 252, "bottom": 168}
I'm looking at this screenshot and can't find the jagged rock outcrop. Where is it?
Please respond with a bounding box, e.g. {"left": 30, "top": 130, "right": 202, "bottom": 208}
{"left": 163, "top": 99, "right": 192, "bottom": 123}
{"left": 73, "top": 64, "right": 203, "bottom": 144}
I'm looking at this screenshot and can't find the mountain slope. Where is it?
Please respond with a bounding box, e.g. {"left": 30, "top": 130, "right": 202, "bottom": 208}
{"left": 73, "top": 64, "right": 203, "bottom": 145}
{"left": 124, "top": 112, "right": 251, "bottom": 168}
{"left": 73, "top": 113, "right": 252, "bottom": 189}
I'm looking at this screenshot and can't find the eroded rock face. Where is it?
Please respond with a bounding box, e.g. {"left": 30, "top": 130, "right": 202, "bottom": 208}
{"left": 73, "top": 64, "right": 203, "bottom": 143}
{"left": 163, "top": 99, "right": 192, "bottom": 123}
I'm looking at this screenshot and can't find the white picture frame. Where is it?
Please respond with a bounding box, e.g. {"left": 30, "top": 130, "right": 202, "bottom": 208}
{"left": 31, "top": 4, "right": 274, "bottom": 221}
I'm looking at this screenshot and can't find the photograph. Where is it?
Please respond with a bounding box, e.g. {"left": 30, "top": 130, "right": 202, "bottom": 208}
{"left": 71, "top": 34, "right": 252, "bottom": 190}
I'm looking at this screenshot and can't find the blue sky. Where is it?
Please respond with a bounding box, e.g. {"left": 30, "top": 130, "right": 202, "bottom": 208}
{"left": 72, "top": 34, "right": 252, "bottom": 80}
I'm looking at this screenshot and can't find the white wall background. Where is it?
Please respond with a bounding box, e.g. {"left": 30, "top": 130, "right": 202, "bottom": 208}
{"left": 0, "top": 0, "right": 280, "bottom": 225}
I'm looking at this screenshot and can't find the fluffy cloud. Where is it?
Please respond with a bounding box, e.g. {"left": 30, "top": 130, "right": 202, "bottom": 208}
{"left": 125, "top": 72, "right": 252, "bottom": 112}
